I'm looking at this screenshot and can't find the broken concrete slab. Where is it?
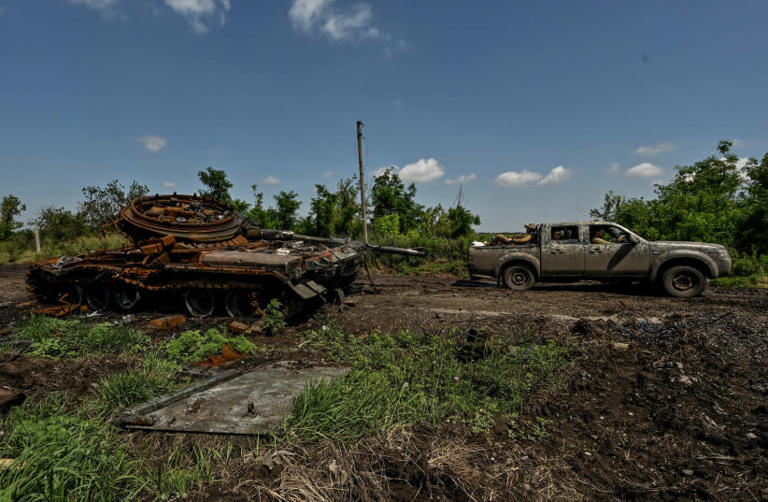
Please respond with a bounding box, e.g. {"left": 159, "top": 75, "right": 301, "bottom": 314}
{"left": 115, "top": 360, "right": 349, "bottom": 434}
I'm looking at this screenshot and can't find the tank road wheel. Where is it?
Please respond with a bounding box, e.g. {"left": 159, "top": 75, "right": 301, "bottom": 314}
{"left": 502, "top": 264, "right": 536, "bottom": 291}
{"left": 185, "top": 289, "right": 215, "bottom": 318}
{"left": 114, "top": 283, "right": 141, "bottom": 311}
{"left": 55, "top": 283, "right": 83, "bottom": 306}
{"left": 225, "top": 290, "right": 260, "bottom": 317}
{"left": 85, "top": 284, "right": 111, "bottom": 312}
{"left": 661, "top": 266, "right": 706, "bottom": 298}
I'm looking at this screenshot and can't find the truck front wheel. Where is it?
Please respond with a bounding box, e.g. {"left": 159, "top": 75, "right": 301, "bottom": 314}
{"left": 502, "top": 265, "right": 536, "bottom": 291}
{"left": 661, "top": 265, "right": 706, "bottom": 298}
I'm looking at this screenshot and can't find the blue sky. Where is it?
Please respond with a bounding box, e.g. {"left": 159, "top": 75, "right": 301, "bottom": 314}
{"left": 1, "top": 0, "right": 766, "bottom": 232}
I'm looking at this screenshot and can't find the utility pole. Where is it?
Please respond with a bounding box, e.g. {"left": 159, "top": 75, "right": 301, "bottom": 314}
{"left": 356, "top": 120, "right": 369, "bottom": 243}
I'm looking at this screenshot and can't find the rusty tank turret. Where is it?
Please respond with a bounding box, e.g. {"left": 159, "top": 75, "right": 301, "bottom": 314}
{"left": 26, "top": 194, "right": 424, "bottom": 317}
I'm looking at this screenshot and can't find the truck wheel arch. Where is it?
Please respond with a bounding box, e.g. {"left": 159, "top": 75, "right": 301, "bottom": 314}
{"left": 495, "top": 256, "right": 540, "bottom": 279}
{"left": 652, "top": 255, "right": 716, "bottom": 282}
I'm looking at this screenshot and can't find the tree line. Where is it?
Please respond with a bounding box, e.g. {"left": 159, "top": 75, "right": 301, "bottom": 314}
{"left": 590, "top": 140, "right": 768, "bottom": 277}
{"left": 0, "top": 166, "right": 481, "bottom": 253}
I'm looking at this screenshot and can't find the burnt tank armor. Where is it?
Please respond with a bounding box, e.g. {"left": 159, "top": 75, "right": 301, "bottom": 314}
{"left": 26, "top": 194, "right": 424, "bottom": 317}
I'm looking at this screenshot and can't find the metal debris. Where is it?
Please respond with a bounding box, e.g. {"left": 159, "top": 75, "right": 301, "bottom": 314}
{"left": 115, "top": 360, "right": 349, "bottom": 434}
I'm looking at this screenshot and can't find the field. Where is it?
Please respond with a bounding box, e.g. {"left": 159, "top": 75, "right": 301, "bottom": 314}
{"left": 1, "top": 266, "right": 767, "bottom": 501}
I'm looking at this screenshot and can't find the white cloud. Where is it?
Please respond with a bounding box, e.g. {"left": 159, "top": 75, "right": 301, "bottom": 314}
{"left": 634, "top": 142, "right": 677, "bottom": 156}
{"left": 445, "top": 174, "right": 477, "bottom": 185}
{"left": 398, "top": 158, "right": 445, "bottom": 183}
{"left": 289, "top": 0, "right": 398, "bottom": 48}
{"left": 163, "top": 182, "right": 177, "bottom": 189}
{"left": 262, "top": 175, "right": 281, "bottom": 185}
{"left": 495, "top": 170, "right": 542, "bottom": 187}
{"left": 537, "top": 165, "right": 571, "bottom": 185}
{"left": 164, "top": 0, "right": 231, "bottom": 34}
{"left": 289, "top": 0, "right": 332, "bottom": 31}
{"left": 606, "top": 162, "right": 621, "bottom": 174}
{"left": 137, "top": 135, "right": 168, "bottom": 153}
{"left": 626, "top": 162, "right": 663, "bottom": 178}
{"left": 323, "top": 170, "right": 336, "bottom": 179}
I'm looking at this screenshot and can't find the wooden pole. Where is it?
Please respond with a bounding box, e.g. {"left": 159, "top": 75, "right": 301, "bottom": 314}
{"left": 34, "top": 227, "right": 41, "bottom": 253}
{"left": 356, "top": 120, "right": 369, "bottom": 243}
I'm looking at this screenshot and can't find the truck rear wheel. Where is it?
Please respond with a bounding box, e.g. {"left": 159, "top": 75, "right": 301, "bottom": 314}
{"left": 502, "top": 264, "right": 536, "bottom": 291}
{"left": 661, "top": 265, "right": 706, "bottom": 298}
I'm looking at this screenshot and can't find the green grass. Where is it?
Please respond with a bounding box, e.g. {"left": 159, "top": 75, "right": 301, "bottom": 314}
{"left": 13, "top": 316, "right": 149, "bottom": 359}
{"left": 0, "top": 233, "right": 129, "bottom": 264}
{"left": 287, "top": 327, "right": 572, "bottom": 441}
{"left": 711, "top": 274, "right": 767, "bottom": 288}
{"left": 0, "top": 394, "right": 142, "bottom": 502}
{"left": 94, "top": 352, "right": 181, "bottom": 416}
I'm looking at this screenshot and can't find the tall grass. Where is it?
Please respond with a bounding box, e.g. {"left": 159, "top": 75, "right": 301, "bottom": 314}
{"left": 287, "top": 327, "right": 572, "bottom": 441}
{"left": 0, "top": 394, "right": 142, "bottom": 501}
{"left": 13, "top": 316, "right": 149, "bottom": 358}
{"left": 0, "top": 233, "right": 129, "bottom": 264}
{"left": 95, "top": 352, "right": 181, "bottom": 415}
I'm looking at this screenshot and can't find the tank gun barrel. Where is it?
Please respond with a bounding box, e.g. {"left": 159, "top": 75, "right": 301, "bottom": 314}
{"left": 252, "top": 229, "right": 426, "bottom": 256}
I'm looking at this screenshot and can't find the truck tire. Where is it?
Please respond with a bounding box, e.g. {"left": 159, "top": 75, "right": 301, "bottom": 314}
{"left": 661, "top": 265, "right": 706, "bottom": 298}
{"left": 502, "top": 264, "right": 536, "bottom": 291}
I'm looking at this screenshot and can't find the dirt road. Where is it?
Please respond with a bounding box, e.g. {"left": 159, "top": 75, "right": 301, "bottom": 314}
{"left": 2, "top": 265, "right": 767, "bottom": 500}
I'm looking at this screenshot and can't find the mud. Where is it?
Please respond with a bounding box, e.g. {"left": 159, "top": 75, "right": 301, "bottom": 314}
{"left": 1, "top": 265, "right": 767, "bottom": 500}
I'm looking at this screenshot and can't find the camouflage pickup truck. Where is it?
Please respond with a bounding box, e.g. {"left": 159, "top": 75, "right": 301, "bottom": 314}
{"left": 468, "top": 222, "right": 732, "bottom": 297}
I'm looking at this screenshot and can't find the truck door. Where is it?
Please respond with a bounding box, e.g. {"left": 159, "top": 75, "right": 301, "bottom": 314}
{"left": 586, "top": 224, "right": 650, "bottom": 277}
{"left": 540, "top": 224, "right": 585, "bottom": 276}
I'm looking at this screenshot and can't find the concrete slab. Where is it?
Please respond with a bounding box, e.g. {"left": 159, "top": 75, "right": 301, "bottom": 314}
{"left": 116, "top": 360, "right": 349, "bottom": 434}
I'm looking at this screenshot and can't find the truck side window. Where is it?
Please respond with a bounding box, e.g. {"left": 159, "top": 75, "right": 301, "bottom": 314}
{"left": 590, "top": 225, "right": 628, "bottom": 244}
{"left": 551, "top": 226, "right": 579, "bottom": 244}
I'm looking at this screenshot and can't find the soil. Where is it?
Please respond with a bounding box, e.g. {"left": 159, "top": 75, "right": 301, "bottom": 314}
{"left": 1, "top": 264, "right": 767, "bottom": 500}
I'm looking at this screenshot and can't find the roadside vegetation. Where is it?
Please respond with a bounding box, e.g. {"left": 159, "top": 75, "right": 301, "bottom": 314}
{"left": 0, "top": 310, "right": 573, "bottom": 500}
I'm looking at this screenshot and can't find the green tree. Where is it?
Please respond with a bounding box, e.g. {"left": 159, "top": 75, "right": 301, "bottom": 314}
{"left": 370, "top": 168, "right": 423, "bottom": 234}
{"left": 35, "top": 207, "right": 87, "bottom": 242}
{"left": 0, "top": 194, "right": 26, "bottom": 240}
{"left": 308, "top": 176, "right": 361, "bottom": 237}
{"left": 590, "top": 140, "right": 763, "bottom": 253}
{"left": 79, "top": 180, "right": 149, "bottom": 230}
{"left": 197, "top": 166, "right": 233, "bottom": 202}
{"left": 589, "top": 190, "right": 625, "bottom": 221}
{"left": 273, "top": 190, "right": 302, "bottom": 230}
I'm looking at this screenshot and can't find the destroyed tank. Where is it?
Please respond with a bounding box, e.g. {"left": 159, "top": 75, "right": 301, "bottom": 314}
{"left": 26, "top": 194, "right": 424, "bottom": 317}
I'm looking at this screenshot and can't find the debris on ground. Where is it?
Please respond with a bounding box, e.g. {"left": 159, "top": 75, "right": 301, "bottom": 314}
{"left": 148, "top": 314, "right": 187, "bottom": 330}
{"left": 0, "top": 387, "right": 25, "bottom": 408}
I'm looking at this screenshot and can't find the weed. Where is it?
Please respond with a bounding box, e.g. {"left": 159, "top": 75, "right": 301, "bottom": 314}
{"left": 95, "top": 352, "right": 181, "bottom": 415}
{"left": 14, "top": 316, "right": 149, "bottom": 359}
{"left": 262, "top": 298, "right": 286, "bottom": 335}
{"left": 0, "top": 396, "right": 141, "bottom": 501}
{"left": 163, "top": 328, "right": 256, "bottom": 364}
{"left": 288, "top": 327, "right": 572, "bottom": 441}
